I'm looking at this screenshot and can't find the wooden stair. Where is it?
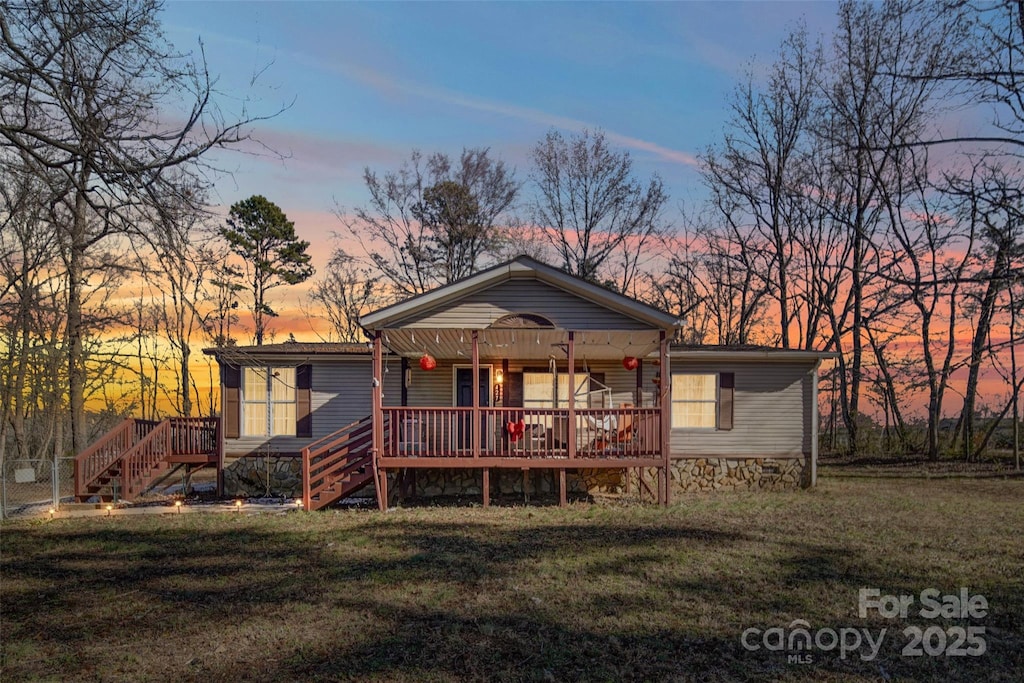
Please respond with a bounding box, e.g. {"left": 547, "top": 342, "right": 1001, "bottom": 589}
{"left": 302, "top": 416, "right": 379, "bottom": 511}
{"left": 75, "top": 417, "right": 221, "bottom": 502}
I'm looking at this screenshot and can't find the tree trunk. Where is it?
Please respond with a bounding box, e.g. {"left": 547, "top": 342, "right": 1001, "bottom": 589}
{"left": 68, "top": 184, "right": 89, "bottom": 455}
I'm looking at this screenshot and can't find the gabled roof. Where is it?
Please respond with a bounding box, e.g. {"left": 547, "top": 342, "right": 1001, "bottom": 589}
{"left": 670, "top": 344, "right": 838, "bottom": 363}
{"left": 360, "top": 255, "right": 681, "bottom": 330}
{"left": 202, "top": 342, "right": 371, "bottom": 360}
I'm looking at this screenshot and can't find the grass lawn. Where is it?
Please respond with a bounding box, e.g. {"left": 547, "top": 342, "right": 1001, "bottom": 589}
{"left": 1, "top": 476, "right": 1021, "bottom": 682}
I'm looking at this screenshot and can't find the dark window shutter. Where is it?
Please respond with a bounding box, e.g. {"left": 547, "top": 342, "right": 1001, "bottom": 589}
{"left": 223, "top": 365, "right": 241, "bottom": 439}
{"left": 588, "top": 372, "right": 606, "bottom": 408}
{"left": 719, "top": 372, "right": 735, "bottom": 431}
{"left": 507, "top": 372, "right": 524, "bottom": 408}
{"left": 296, "top": 364, "right": 312, "bottom": 438}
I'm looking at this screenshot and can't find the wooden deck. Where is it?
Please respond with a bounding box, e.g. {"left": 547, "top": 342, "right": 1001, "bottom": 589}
{"left": 74, "top": 417, "right": 221, "bottom": 501}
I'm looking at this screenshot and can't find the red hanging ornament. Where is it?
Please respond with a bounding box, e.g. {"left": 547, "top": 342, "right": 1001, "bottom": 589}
{"left": 622, "top": 356, "right": 639, "bottom": 371}
{"left": 507, "top": 419, "right": 526, "bottom": 442}
{"left": 419, "top": 353, "right": 437, "bottom": 371}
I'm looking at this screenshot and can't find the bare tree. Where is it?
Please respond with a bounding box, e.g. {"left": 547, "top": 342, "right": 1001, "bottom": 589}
{"left": 0, "top": 0, "right": 264, "bottom": 453}
{"left": 308, "top": 247, "right": 386, "bottom": 342}
{"left": 346, "top": 148, "right": 519, "bottom": 297}
{"left": 141, "top": 192, "right": 220, "bottom": 417}
{"left": 702, "top": 27, "right": 823, "bottom": 348}
{"left": 944, "top": 161, "right": 1024, "bottom": 459}
{"left": 529, "top": 129, "right": 669, "bottom": 293}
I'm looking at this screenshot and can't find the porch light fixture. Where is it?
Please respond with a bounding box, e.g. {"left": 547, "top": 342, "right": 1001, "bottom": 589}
{"left": 622, "top": 356, "right": 639, "bottom": 371}
{"left": 493, "top": 369, "right": 504, "bottom": 403}
{"left": 419, "top": 353, "right": 437, "bottom": 371}
{"left": 404, "top": 367, "right": 412, "bottom": 388}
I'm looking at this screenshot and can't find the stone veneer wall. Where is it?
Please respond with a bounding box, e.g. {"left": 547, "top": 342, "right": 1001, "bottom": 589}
{"left": 222, "top": 454, "right": 808, "bottom": 500}
{"left": 223, "top": 454, "right": 303, "bottom": 498}
{"left": 664, "top": 457, "right": 807, "bottom": 493}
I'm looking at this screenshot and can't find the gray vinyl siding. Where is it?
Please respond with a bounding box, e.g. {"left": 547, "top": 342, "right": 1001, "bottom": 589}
{"left": 405, "top": 359, "right": 465, "bottom": 407}
{"left": 404, "top": 360, "right": 655, "bottom": 408}
{"left": 669, "top": 361, "right": 813, "bottom": 458}
{"left": 398, "top": 280, "right": 651, "bottom": 330}
{"left": 225, "top": 357, "right": 400, "bottom": 456}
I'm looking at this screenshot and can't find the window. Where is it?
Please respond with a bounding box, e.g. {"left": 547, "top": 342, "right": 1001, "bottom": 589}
{"left": 671, "top": 373, "right": 718, "bottom": 429}
{"left": 523, "top": 372, "right": 591, "bottom": 409}
{"left": 243, "top": 367, "right": 296, "bottom": 436}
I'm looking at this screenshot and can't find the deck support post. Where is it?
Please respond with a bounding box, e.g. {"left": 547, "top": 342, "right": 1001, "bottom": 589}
{"left": 559, "top": 468, "right": 566, "bottom": 507}
{"left": 567, "top": 331, "right": 576, "bottom": 462}
{"left": 216, "top": 416, "right": 225, "bottom": 498}
{"left": 482, "top": 469, "right": 490, "bottom": 507}
{"left": 660, "top": 330, "right": 671, "bottom": 506}
{"left": 472, "top": 331, "right": 480, "bottom": 460}
{"left": 372, "top": 330, "right": 386, "bottom": 512}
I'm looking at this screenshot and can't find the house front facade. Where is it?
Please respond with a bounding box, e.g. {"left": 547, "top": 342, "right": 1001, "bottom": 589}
{"left": 199, "top": 256, "right": 830, "bottom": 510}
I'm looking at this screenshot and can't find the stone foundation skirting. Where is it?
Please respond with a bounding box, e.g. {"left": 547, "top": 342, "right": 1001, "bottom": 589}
{"left": 222, "top": 453, "right": 809, "bottom": 500}
{"left": 664, "top": 456, "right": 807, "bottom": 493}
{"left": 223, "top": 454, "right": 303, "bottom": 498}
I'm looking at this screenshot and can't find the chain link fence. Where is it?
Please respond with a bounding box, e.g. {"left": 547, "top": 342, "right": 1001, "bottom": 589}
{"left": 1, "top": 456, "right": 75, "bottom": 519}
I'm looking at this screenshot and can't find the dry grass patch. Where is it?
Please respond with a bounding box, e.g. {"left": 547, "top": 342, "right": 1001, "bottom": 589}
{"left": 1, "top": 477, "right": 1021, "bottom": 682}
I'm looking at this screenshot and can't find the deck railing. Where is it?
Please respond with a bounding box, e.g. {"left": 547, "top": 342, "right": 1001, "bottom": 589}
{"left": 168, "top": 417, "right": 220, "bottom": 455}
{"left": 302, "top": 415, "right": 376, "bottom": 510}
{"left": 121, "top": 421, "right": 173, "bottom": 499}
{"left": 382, "top": 406, "right": 660, "bottom": 459}
{"left": 74, "top": 418, "right": 161, "bottom": 496}
{"left": 75, "top": 417, "right": 221, "bottom": 501}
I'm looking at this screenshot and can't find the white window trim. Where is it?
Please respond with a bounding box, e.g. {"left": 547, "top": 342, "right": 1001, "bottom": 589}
{"left": 522, "top": 370, "right": 593, "bottom": 409}
{"left": 242, "top": 366, "right": 297, "bottom": 437}
{"left": 671, "top": 372, "right": 719, "bottom": 430}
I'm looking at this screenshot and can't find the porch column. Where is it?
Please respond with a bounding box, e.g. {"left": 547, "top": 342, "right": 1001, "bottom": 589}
{"left": 659, "top": 330, "right": 671, "bottom": 505}
{"left": 567, "top": 331, "right": 576, "bottom": 462}
{"left": 372, "top": 330, "right": 386, "bottom": 511}
{"left": 472, "top": 330, "right": 480, "bottom": 459}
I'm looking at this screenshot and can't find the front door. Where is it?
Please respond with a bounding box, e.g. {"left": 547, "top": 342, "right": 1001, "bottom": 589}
{"left": 455, "top": 367, "right": 490, "bottom": 451}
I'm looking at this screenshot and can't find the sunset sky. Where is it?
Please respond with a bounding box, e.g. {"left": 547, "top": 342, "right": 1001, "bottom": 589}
{"left": 161, "top": 1, "right": 837, "bottom": 293}
{"left": 146, "top": 2, "right": 1015, "bottom": 418}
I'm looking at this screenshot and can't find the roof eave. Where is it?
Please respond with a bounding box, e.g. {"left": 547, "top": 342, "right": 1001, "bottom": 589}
{"left": 669, "top": 350, "right": 839, "bottom": 362}
{"left": 360, "top": 255, "right": 679, "bottom": 330}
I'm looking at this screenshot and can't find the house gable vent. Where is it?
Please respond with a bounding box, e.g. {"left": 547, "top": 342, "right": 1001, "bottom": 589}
{"left": 489, "top": 313, "right": 555, "bottom": 329}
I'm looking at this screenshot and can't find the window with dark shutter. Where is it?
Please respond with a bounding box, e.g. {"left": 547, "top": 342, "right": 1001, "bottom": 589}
{"left": 719, "top": 372, "right": 735, "bottom": 431}
{"left": 223, "top": 364, "right": 241, "bottom": 438}
{"left": 506, "top": 372, "right": 524, "bottom": 408}
{"left": 296, "top": 364, "right": 312, "bottom": 438}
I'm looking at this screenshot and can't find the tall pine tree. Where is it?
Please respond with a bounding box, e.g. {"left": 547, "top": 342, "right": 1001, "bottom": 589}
{"left": 220, "top": 196, "right": 313, "bottom": 345}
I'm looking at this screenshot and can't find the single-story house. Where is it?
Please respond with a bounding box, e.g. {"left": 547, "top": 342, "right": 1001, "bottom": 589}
{"left": 75, "top": 255, "right": 833, "bottom": 510}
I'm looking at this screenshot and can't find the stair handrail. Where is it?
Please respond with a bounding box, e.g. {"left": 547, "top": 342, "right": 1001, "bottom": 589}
{"left": 302, "top": 416, "right": 374, "bottom": 510}
{"left": 120, "top": 420, "right": 173, "bottom": 500}
{"left": 74, "top": 418, "right": 148, "bottom": 497}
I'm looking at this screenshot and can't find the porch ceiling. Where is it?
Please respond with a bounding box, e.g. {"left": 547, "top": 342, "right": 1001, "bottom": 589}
{"left": 379, "top": 328, "right": 661, "bottom": 361}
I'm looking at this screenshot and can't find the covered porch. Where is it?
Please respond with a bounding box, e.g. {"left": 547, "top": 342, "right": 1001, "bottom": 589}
{"left": 369, "top": 328, "right": 673, "bottom": 507}
{"left": 361, "top": 269, "right": 680, "bottom": 507}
